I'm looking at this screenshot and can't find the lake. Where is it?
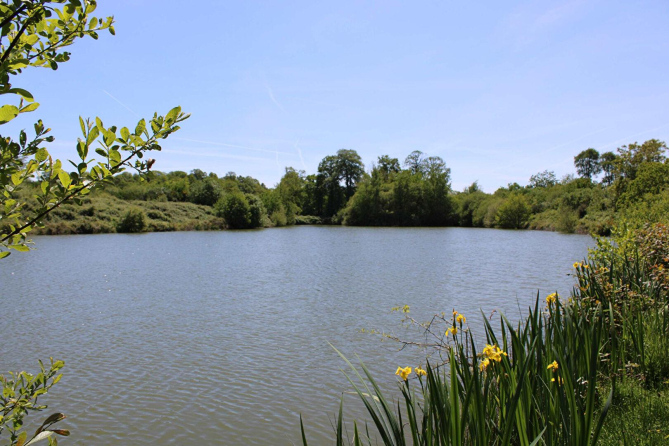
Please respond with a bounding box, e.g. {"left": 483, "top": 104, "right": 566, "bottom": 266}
{"left": 0, "top": 227, "right": 594, "bottom": 445}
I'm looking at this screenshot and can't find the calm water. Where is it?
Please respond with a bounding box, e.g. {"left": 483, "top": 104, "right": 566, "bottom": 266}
{"left": 0, "top": 227, "right": 593, "bottom": 445}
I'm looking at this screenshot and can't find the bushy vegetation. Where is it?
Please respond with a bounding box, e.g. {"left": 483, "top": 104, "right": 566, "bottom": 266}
{"left": 301, "top": 221, "right": 669, "bottom": 445}
{"left": 9, "top": 139, "right": 665, "bottom": 236}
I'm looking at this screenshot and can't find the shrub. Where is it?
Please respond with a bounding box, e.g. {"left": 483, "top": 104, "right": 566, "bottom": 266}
{"left": 215, "top": 192, "right": 251, "bottom": 229}
{"left": 116, "top": 208, "right": 148, "bottom": 233}
{"left": 495, "top": 194, "right": 531, "bottom": 229}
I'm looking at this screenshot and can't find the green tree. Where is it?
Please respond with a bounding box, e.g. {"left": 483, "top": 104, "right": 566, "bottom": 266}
{"left": 246, "top": 193, "right": 266, "bottom": 228}
{"left": 420, "top": 156, "right": 453, "bottom": 225}
{"left": 528, "top": 170, "right": 557, "bottom": 188}
{"left": 215, "top": 192, "right": 252, "bottom": 229}
{"left": 574, "top": 148, "right": 602, "bottom": 180}
{"left": 277, "top": 167, "right": 306, "bottom": 224}
{"left": 189, "top": 177, "right": 221, "bottom": 206}
{"left": 614, "top": 139, "right": 668, "bottom": 181}
{"left": 599, "top": 151, "right": 618, "bottom": 186}
{"left": 0, "top": 2, "right": 188, "bottom": 443}
{"left": 375, "top": 154, "right": 400, "bottom": 180}
{"left": 315, "top": 150, "right": 364, "bottom": 219}
{"left": 393, "top": 170, "right": 423, "bottom": 225}
{"left": 403, "top": 150, "right": 424, "bottom": 175}
{"left": 336, "top": 149, "right": 364, "bottom": 201}
{"left": 495, "top": 194, "right": 531, "bottom": 229}
{"left": 317, "top": 154, "right": 342, "bottom": 218}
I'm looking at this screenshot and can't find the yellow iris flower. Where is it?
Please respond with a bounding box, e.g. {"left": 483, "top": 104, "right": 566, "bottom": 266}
{"left": 547, "top": 361, "right": 559, "bottom": 371}
{"left": 546, "top": 292, "right": 558, "bottom": 305}
{"left": 482, "top": 344, "right": 507, "bottom": 362}
{"left": 446, "top": 326, "right": 458, "bottom": 336}
{"left": 415, "top": 367, "right": 427, "bottom": 377}
{"left": 456, "top": 314, "right": 466, "bottom": 324}
{"left": 395, "top": 366, "right": 412, "bottom": 381}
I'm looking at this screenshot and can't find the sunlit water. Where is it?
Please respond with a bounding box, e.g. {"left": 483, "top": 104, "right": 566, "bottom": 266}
{"left": 0, "top": 227, "right": 593, "bottom": 445}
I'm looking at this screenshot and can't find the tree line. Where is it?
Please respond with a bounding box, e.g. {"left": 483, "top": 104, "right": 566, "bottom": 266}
{"left": 11, "top": 139, "right": 668, "bottom": 234}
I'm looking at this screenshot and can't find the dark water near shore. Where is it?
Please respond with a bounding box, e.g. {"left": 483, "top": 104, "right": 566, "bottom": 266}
{"left": 0, "top": 227, "right": 593, "bottom": 445}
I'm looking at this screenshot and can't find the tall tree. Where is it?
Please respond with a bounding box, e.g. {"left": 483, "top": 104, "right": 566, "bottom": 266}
{"left": 420, "top": 156, "right": 453, "bottom": 225}
{"left": 317, "top": 155, "right": 343, "bottom": 218}
{"left": 277, "top": 167, "right": 306, "bottom": 223}
{"left": 336, "top": 149, "right": 364, "bottom": 201}
{"left": 574, "top": 148, "right": 602, "bottom": 180}
{"left": 599, "top": 151, "right": 618, "bottom": 186}
{"left": 615, "top": 139, "right": 668, "bottom": 181}
{"left": 528, "top": 170, "right": 557, "bottom": 188}
{"left": 375, "top": 155, "right": 401, "bottom": 180}
{"left": 404, "top": 150, "right": 424, "bottom": 175}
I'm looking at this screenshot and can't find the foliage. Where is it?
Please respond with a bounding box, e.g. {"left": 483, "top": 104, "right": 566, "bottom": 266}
{"left": 115, "top": 207, "right": 146, "bottom": 233}
{"left": 342, "top": 152, "right": 454, "bottom": 226}
{"left": 494, "top": 193, "right": 530, "bottom": 229}
{"left": 214, "top": 191, "right": 264, "bottom": 229}
{"left": 598, "top": 152, "right": 617, "bottom": 186}
{"left": 215, "top": 192, "right": 250, "bottom": 229}
{"left": 574, "top": 148, "right": 602, "bottom": 180}
{"left": 12, "top": 138, "right": 666, "bottom": 235}
{"left": 189, "top": 177, "right": 221, "bottom": 206}
{"left": 0, "top": 1, "right": 189, "bottom": 258}
{"left": 0, "top": 359, "right": 69, "bottom": 446}
{"left": 528, "top": 170, "right": 557, "bottom": 188}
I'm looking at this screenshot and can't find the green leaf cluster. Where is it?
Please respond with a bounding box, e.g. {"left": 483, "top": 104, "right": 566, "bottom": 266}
{"left": 0, "top": 1, "right": 190, "bottom": 258}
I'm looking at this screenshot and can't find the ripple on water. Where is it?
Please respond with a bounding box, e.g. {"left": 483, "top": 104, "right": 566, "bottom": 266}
{"left": 0, "top": 227, "right": 593, "bottom": 445}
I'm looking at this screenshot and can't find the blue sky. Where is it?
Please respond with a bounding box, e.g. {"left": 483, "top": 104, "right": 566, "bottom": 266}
{"left": 7, "top": 0, "right": 669, "bottom": 192}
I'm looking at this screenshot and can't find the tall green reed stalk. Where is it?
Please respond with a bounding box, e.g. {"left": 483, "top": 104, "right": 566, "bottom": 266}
{"left": 302, "top": 295, "right": 613, "bottom": 445}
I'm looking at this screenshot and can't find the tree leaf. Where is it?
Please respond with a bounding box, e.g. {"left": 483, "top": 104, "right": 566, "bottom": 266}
{"left": 165, "top": 106, "right": 181, "bottom": 123}
{"left": 20, "top": 102, "right": 40, "bottom": 113}
{"left": 86, "top": 126, "right": 99, "bottom": 145}
{"left": 0, "top": 105, "right": 20, "bottom": 124}
{"left": 0, "top": 251, "right": 10, "bottom": 259}
{"left": 25, "top": 430, "right": 53, "bottom": 446}
{"left": 8, "top": 88, "right": 35, "bottom": 102}
{"left": 135, "top": 119, "right": 146, "bottom": 136}
{"left": 35, "top": 146, "right": 48, "bottom": 162}
{"left": 11, "top": 172, "right": 22, "bottom": 185}
{"left": 58, "top": 170, "right": 71, "bottom": 188}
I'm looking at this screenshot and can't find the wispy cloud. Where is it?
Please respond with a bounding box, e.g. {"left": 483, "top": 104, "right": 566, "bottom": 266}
{"left": 594, "top": 123, "right": 670, "bottom": 152}
{"left": 536, "top": 125, "right": 611, "bottom": 155}
{"left": 265, "top": 81, "right": 285, "bottom": 112}
{"left": 102, "top": 90, "right": 140, "bottom": 118}
{"left": 163, "top": 149, "right": 267, "bottom": 163}
{"left": 501, "top": 0, "right": 589, "bottom": 48}
{"left": 275, "top": 150, "right": 282, "bottom": 173}
{"left": 294, "top": 140, "right": 307, "bottom": 170}
{"left": 173, "top": 137, "right": 293, "bottom": 155}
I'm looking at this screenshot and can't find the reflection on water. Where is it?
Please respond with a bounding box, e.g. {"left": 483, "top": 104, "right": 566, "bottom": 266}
{"left": 0, "top": 227, "right": 593, "bottom": 445}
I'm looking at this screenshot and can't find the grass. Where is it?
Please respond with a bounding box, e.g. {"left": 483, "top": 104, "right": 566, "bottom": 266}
{"left": 598, "top": 378, "right": 668, "bottom": 446}
{"left": 8, "top": 188, "right": 226, "bottom": 235}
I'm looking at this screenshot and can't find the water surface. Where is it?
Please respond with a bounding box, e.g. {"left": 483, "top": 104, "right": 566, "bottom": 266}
{"left": 0, "top": 227, "right": 593, "bottom": 445}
